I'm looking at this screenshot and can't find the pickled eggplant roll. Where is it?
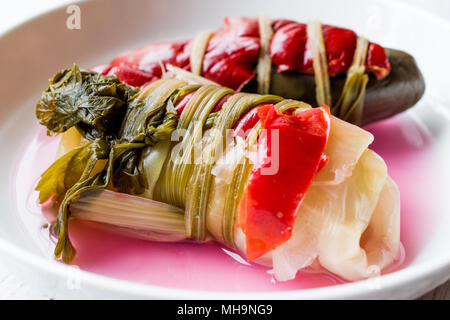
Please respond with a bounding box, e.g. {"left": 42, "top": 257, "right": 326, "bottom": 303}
{"left": 93, "top": 16, "right": 425, "bottom": 126}
{"left": 35, "top": 65, "right": 400, "bottom": 282}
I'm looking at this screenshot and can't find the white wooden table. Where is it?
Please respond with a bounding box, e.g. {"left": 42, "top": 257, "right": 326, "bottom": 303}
{"left": 0, "top": 0, "right": 448, "bottom": 300}
{"left": 420, "top": 281, "right": 450, "bottom": 300}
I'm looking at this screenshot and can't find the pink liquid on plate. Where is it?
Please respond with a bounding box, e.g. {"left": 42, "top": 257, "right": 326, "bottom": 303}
{"left": 13, "top": 113, "right": 436, "bottom": 291}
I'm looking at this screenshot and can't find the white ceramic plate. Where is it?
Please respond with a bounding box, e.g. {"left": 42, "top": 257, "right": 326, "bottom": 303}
{"left": 0, "top": 0, "right": 449, "bottom": 299}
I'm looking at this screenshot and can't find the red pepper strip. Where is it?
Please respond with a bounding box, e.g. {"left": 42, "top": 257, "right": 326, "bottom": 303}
{"left": 105, "top": 18, "right": 259, "bottom": 91}
{"left": 90, "top": 64, "right": 157, "bottom": 87}
{"left": 110, "top": 40, "right": 190, "bottom": 79}
{"left": 202, "top": 17, "right": 260, "bottom": 91}
{"left": 107, "top": 66, "right": 156, "bottom": 87}
{"left": 174, "top": 91, "right": 196, "bottom": 116}
{"left": 233, "top": 106, "right": 299, "bottom": 140}
{"left": 174, "top": 92, "right": 232, "bottom": 117}
{"left": 233, "top": 103, "right": 274, "bottom": 139}
{"left": 270, "top": 20, "right": 390, "bottom": 79}
{"left": 105, "top": 17, "right": 390, "bottom": 88}
{"left": 239, "top": 105, "right": 331, "bottom": 261}
{"left": 211, "top": 93, "right": 232, "bottom": 113}
{"left": 366, "top": 43, "right": 390, "bottom": 79}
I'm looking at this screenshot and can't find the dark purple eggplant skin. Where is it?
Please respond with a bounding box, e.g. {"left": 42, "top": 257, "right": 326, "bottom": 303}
{"left": 243, "top": 49, "right": 425, "bottom": 126}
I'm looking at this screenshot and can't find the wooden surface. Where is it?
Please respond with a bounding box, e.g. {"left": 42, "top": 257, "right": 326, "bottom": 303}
{"left": 419, "top": 279, "right": 450, "bottom": 300}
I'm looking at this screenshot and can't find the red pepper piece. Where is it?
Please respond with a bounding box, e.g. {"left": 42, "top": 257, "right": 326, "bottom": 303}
{"left": 105, "top": 17, "right": 390, "bottom": 88}
{"left": 270, "top": 20, "right": 390, "bottom": 78}
{"left": 174, "top": 91, "right": 196, "bottom": 116}
{"left": 107, "top": 17, "right": 260, "bottom": 91}
{"left": 366, "top": 43, "right": 391, "bottom": 79}
{"left": 107, "top": 18, "right": 259, "bottom": 90}
{"left": 270, "top": 20, "right": 308, "bottom": 73}
{"left": 174, "top": 92, "right": 231, "bottom": 116}
{"left": 110, "top": 41, "right": 190, "bottom": 78}
{"left": 211, "top": 94, "right": 232, "bottom": 113}
{"left": 202, "top": 17, "right": 260, "bottom": 91}
{"left": 233, "top": 103, "right": 274, "bottom": 139}
{"left": 320, "top": 25, "right": 357, "bottom": 76}
{"left": 107, "top": 66, "right": 156, "bottom": 87}
{"left": 239, "top": 105, "right": 331, "bottom": 261}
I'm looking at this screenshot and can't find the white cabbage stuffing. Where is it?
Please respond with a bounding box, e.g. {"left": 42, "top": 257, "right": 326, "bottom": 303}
{"left": 236, "top": 116, "right": 401, "bottom": 282}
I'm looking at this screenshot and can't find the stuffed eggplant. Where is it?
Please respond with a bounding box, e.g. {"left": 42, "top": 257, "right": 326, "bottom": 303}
{"left": 92, "top": 17, "right": 425, "bottom": 126}
{"left": 35, "top": 65, "right": 400, "bottom": 282}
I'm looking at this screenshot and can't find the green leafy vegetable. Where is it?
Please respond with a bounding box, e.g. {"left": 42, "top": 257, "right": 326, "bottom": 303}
{"left": 113, "top": 79, "right": 186, "bottom": 195}
{"left": 36, "top": 66, "right": 308, "bottom": 262}
{"left": 36, "top": 64, "right": 137, "bottom": 140}
{"left": 36, "top": 140, "right": 110, "bottom": 205}
{"left": 156, "top": 85, "right": 233, "bottom": 208}
{"left": 35, "top": 69, "right": 187, "bottom": 262}
{"left": 256, "top": 15, "right": 273, "bottom": 94}
{"left": 307, "top": 21, "right": 332, "bottom": 107}
{"left": 36, "top": 139, "right": 111, "bottom": 262}
{"left": 119, "top": 79, "right": 185, "bottom": 143}
{"left": 332, "top": 37, "right": 370, "bottom": 125}
{"left": 332, "top": 72, "right": 369, "bottom": 125}
{"left": 185, "top": 93, "right": 282, "bottom": 241}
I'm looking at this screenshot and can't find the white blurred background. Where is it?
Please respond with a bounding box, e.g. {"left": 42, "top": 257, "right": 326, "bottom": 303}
{"left": 0, "top": 0, "right": 449, "bottom": 33}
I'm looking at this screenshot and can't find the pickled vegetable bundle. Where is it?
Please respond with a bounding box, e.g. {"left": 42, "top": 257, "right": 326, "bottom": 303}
{"left": 35, "top": 65, "right": 400, "bottom": 282}
{"left": 92, "top": 17, "right": 425, "bottom": 126}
